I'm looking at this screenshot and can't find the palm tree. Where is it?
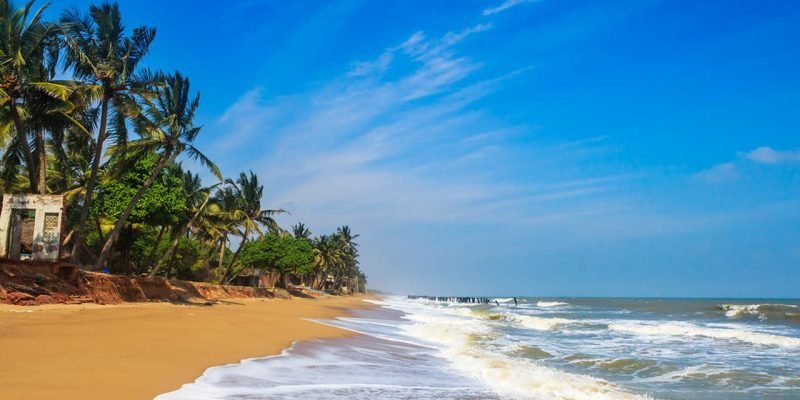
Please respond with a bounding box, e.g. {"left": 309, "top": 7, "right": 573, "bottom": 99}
{"left": 0, "top": 0, "right": 68, "bottom": 193}
{"left": 94, "top": 71, "right": 220, "bottom": 270}
{"left": 149, "top": 170, "right": 219, "bottom": 277}
{"left": 60, "top": 2, "right": 156, "bottom": 263}
{"left": 25, "top": 80, "right": 90, "bottom": 194}
{"left": 311, "top": 234, "right": 341, "bottom": 290}
{"left": 219, "top": 171, "right": 285, "bottom": 283}
{"left": 291, "top": 222, "right": 311, "bottom": 240}
{"left": 328, "top": 226, "right": 359, "bottom": 291}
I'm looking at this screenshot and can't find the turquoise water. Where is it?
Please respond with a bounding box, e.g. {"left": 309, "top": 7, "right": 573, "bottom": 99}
{"left": 158, "top": 296, "right": 800, "bottom": 400}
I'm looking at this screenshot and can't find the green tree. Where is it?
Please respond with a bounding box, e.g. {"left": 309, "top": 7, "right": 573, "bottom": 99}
{"left": 219, "top": 171, "right": 284, "bottom": 283}
{"left": 61, "top": 2, "right": 157, "bottom": 263}
{"left": 90, "top": 152, "right": 185, "bottom": 272}
{"left": 239, "top": 233, "right": 314, "bottom": 288}
{"left": 94, "top": 71, "right": 219, "bottom": 270}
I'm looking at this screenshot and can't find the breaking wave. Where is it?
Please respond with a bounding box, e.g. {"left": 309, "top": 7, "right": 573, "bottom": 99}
{"left": 473, "top": 311, "right": 579, "bottom": 331}
{"left": 609, "top": 320, "right": 800, "bottom": 348}
{"left": 717, "top": 303, "right": 800, "bottom": 323}
{"left": 514, "top": 315, "right": 579, "bottom": 331}
{"left": 401, "top": 305, "right": 652, "bottom": 400}
{"left": 537, "top": 301, "right": 570, "bottom": 307}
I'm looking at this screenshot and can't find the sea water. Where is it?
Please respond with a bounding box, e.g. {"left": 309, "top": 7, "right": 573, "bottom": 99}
{"left": 157, "top": 296, "right": 800, "bottom": 399}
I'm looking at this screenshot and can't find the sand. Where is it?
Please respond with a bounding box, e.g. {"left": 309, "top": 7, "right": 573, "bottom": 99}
{"left": 0, "top": 295, "right": 376, "bottom": 400}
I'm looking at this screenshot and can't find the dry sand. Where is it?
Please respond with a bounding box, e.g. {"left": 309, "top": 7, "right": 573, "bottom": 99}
{"left": 0, "top": 295, "right": 376, "bottom": 400}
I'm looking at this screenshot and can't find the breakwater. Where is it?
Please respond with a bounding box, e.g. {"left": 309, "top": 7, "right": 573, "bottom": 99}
{"left": 407, "top": 295, "right": 491, "bottom": 304}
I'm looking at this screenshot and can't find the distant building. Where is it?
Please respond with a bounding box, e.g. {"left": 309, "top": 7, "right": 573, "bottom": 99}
{"left": 0, "top": 194, "right": 64, "bottom": 261}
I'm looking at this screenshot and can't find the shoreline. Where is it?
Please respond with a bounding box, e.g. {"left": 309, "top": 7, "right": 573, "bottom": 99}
{"left": 0, "top": 295, "right": 378, "bottom": 400}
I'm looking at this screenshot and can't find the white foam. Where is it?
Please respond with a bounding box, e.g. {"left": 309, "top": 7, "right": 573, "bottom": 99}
{"left": 513, "top": 314, "right": 577, "bottom": 331}
{"left": 609, "top": 320, "right": 800, "bottom": 348}
{"left": 396, "top": 300, "right": 652, "bottom": 400}
{"left": 442, "top": 346, "right": 653, "bottom": 400}
{"left": 719, "top": 303, "right": 798, "bottom": 318}
{"left": 537, "top": 301, "right": 569, "bottom": 307}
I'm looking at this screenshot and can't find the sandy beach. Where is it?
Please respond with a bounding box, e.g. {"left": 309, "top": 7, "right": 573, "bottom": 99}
{"left": 0, "top": 295, "right": 375, "bottom": 400}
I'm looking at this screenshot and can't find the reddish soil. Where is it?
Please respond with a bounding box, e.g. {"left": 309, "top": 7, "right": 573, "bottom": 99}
{"left": 0, "top": 260, "right": 290, "bottom": 305}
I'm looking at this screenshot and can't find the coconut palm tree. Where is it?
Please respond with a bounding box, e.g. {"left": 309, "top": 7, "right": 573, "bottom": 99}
{"left": 0, "top": 0, "right": 70, "bottom": 193}
{"left": 311, "top": 234, "right": 341, "bottom": 290}
{"left": 291, "top": 222, "right": 311, "bottom": 240}
{"left": 94, "top": 71, "right": 220, "bottom": 270}
{"left": 25, "top": 80, "right": 92, "bottom": 194}
{"left": 60, "top": 2, "right": 156, "bottom": 263}
{"left": 149, "top": 171, "right": 219, "bottom": 277}
{"left": 219, "top": 171, "right": 285, "bottom": 283}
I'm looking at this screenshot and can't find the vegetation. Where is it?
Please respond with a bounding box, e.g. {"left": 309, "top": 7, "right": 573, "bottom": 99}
{"left": 0, "top": 0, "right": 366, "bottom": 294}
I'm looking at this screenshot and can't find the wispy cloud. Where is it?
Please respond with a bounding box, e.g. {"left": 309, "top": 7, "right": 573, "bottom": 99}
{"left": 741, "top": 146, "right": 800, "bottom": 164}
{"left": 483, "top": 0, "right": 537, "bottom": 16}
{"left": 693, "top": 162, "right": 739, "bottom": 183}
{"left": 211, "top": 20, "right": 624, "bottom": 230}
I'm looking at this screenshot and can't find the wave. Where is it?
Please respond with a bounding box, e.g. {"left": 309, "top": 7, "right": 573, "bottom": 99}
{"left": 493, "top": 297, "right": 515, "bottom": 303}
{"left": 472, "top": 311, "right": 579, "bottom": 331}
{"left": 444, "top": 348, "right": 653, "bottom": 400}
{"left": 514, "top": 314, "right": 579, "bottom": 331}
{"left": 537, "top": 301, "right": 569, "bottom": 307}
{"left": 609, "top": 321, "right": 800, "bottom": 348}
{"left": 401, "top": 310, "right": 652, "bottom": 399}
{"left": 717, "top": 303, "right": 799, "bottom": 322}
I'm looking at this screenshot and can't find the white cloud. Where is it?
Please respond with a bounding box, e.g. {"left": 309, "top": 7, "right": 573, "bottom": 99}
{"left": 207, "top": 22, "right": 624, "bottom": 232}
{"left": 347, "top": 51, "right": 394, "bottom": 77}
{"left": 741, "top": 146, "right": 800, "bottom": 164}
{"left": 483, "top": 0, "right": 537, "bottom": 16}
{"left": 693, "top": 162, "right": 739, "bottom": 183}
{"left": 213, "top": 88, "right": 281, "bottom": 151}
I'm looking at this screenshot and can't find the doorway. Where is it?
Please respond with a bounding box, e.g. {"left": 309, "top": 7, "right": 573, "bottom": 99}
{"left": 9, "top": 209, "right": 35, "bottom": 260}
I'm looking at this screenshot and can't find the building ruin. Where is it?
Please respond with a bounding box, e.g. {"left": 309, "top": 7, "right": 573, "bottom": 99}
{"left": 0, "top": 194, "right": 64, "bottom": 261}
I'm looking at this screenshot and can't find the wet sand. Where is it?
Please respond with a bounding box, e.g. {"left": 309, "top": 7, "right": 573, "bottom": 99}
{"left": 0, "top": 295, "right": 376, "bottom": 400}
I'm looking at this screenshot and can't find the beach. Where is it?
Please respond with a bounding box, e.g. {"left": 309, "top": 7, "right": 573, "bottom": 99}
{"left": 0, "top": 295, "right": 375, "bottom": 400}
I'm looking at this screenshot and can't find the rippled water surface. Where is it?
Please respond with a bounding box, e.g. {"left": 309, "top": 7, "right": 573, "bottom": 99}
{"left": 158, "top": 297, "right": 800, "bottom": 400}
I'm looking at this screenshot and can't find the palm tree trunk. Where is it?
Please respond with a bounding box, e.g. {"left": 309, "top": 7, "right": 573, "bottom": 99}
{"left": 36, "top": 127, "right": 47, "bottom": 195}
{"left": 70, "top": 96, "right": 109, "bottom": 264}
{"left": 95, "top": 218, "right": 105, "bottom": 243}
{"left": 217, "top": 235, "right": 227, "bottom": 282}
{"left": 9, "top": 104, "right": 37, "bottom": 194}
{"left": 94, "top": 150, "right": 173, "bottom": 270}
{"left": 149, "top": 195, "right": 210, "bottom": 277}
{"left": 143, "top": 225, "right": 167, "bottom": 272}
{"left": 222, "top": 226, "right": 249, "bottom": 284}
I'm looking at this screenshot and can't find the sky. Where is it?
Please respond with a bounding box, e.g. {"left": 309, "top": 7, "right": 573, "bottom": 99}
{"left": 48, "top": 0, "right": 800, "bottom": 297}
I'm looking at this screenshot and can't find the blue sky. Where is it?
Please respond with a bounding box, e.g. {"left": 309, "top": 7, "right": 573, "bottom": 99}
{"left": 50, "top": 0, "right": 800, "bottom": 297}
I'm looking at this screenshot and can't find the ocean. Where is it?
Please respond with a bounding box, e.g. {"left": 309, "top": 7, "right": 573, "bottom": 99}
{"left": 157, "top": 296, "right": 800, "bottom": 400}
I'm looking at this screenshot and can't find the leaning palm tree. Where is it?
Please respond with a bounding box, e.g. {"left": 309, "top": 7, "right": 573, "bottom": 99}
{"left": 149, "top": 172, "right": 219, "bottom": 277}
{"left": 219, "top": 171, "right": 285, "bottom": 283}
{"left": 0, "top": 0, "right": 67, "bottom": 193}
{"left": 94, "top": 71, "right": 220, "bottom": 270}
{"left": 60, "top": 2, "right": 156, "bottom": 263}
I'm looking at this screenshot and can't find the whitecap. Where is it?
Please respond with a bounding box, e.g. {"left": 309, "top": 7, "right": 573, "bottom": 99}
{"left": 537, "top": 301, "right": 569, "bottom": 307}
{"left": 609, "top": 320, "right": 800, "bottom": 348}
{"left": 513, "top": 314, "right": 578, "bottom": 331}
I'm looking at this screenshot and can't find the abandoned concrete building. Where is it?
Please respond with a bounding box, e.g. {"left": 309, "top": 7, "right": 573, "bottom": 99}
{"left": 0, "top": 194, "right": 64, "bottom": 261}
